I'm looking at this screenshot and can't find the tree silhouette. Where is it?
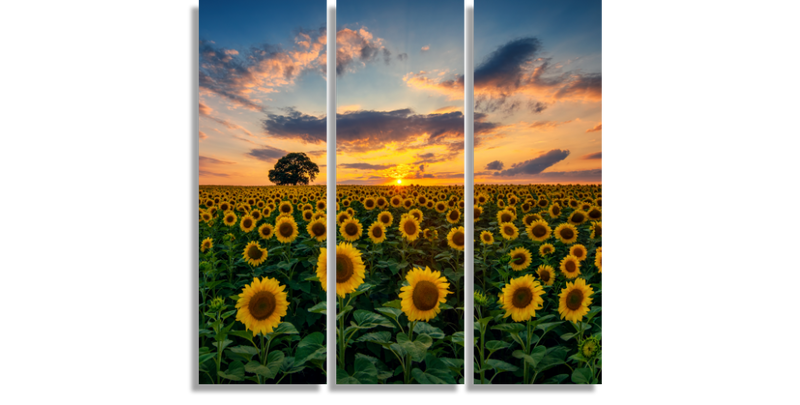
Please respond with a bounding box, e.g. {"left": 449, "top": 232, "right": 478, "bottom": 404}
{"left": 268, "top": 152, "right": 320, "bottom": 185}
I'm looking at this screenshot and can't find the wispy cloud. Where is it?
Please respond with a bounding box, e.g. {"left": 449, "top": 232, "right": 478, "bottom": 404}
{"left": 494, "top": 149, "right": 570, "bottom": 177}
{"left": 585, "top": 123, "right": 602, "bottom": 133}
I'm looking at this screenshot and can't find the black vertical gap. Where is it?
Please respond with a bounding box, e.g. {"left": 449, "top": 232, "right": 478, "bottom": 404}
{"left": 464, "top": 0, "right": 475, "bottom": 385}
{"left": 325, "top": 0, "right": 336, "bottom": 387}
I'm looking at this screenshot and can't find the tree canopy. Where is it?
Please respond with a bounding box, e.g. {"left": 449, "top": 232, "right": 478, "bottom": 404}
{"left": 268, "top": 152, "right": 320, "bottom": 185}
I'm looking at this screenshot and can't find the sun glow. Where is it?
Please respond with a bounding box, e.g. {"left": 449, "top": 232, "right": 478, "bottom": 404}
{"left": 397, "top": 179, "right": 402, "bottom": 184}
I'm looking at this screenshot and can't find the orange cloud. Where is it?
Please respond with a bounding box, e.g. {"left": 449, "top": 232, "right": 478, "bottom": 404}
{"left": 585, "top": 123, "right": 602, "bottom": 133}
{"left": 199, "top": 130, "right": 208, "bottom": 141}
{"left": 403, "top": 71, "right": 464, "bottom": 100}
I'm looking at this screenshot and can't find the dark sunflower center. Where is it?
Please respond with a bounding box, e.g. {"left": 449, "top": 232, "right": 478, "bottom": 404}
{"left": 483, "top": 234, "right": 491, "bottom": 241}
{"left": 565, "top": 260, "right": 576, "bottom": 273}
{"left": 540, "top": 271, "right": 550, "bottom": 282}
{"left": 380, "top": 215, "right": 390, "bottom": 224}
{"left": 336, "top": 254, "right": 354, "bottom": 283}
{"left": 513, "top": 253, "right": 525, "bottom": 265}
{"left": 453, "top": 231, "right": 464, "bottom": 246}
{"left": 543, "top": 247, "right": 552, "bottom": 254}
{"left": 248, "top": 290, "right": 276, "bottom": 321}
{"left": 504, "top": 226, "right": 514, "bottom": 236}
{"left": 594, "top": 226, "right": 602, "bottom": 237}
{"left": 501, "top": 213, "right": 511, "bottom": 222}
{"left": 404, "top": 220, "right": 417, "bottom": 235}
{"left": 312, "top": 223, "right": 325, "bottom": 236}
{"left": 474, "top": 210, "right": 481, "bottom": 219}
{"left": 532, "top": 224, "right": 546, "bottom": 237}
{"left": 261, "top": 226, "right": 271, "bottom": 236}
{"left": 411, "top": 280, "right": 439, "bottom": 311}
{"left": 589, "top": 209, "right": 600, "bottom": 219}
{"left": 372, "top": 226, "right": 383, "bottom": 237}
{"left": 561, "top": 228, "right": 574, "bottom": 239}
{"left": 345, "top": 223, "right": 358, "bottom": 236}
{"left": 450, "top": 211, "right": 459, "bottom": 220}
{"left": 566, "top": 289, "right": 584, "bottom": 310}
{"left": 247, "top": 245, "right": 263, "bottom": 260}
{"left": 243, "top": 219, "right": 252, "bottom": 228}
{"left": 279, "top": 223, "right": 293, "bottom": 237}
{"left": 572, "top": 213, "right": 585, "bottom": 222}
{"left": 226, "top": 216, "right": 234, "bottom": 223}
{"left": 511, "top": 287, "right": 533, "bottom": 309}
{"left": 281, "top": 205, "right": 291, "bottom": 213}
{"left": 553, "top": 206, "right": 560, "bottom": 215}
{"left": 366, "top": 200, "right": 374, "bottom": 207}
{"left": 574, "top": 248, "right": 585, "bottom": 258}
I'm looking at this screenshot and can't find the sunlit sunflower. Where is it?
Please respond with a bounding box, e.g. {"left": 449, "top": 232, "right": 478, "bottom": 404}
{"left": 424, "top": 228, "right": 438, "bottom": 241}
{"left": 526, "top": 219, "right": 552, "bottom": 242}
{"left": 508, "top": 247, "right": 533, "bottom": 271}
{"left": 235, "top": 276, "right": 289, "bottom": 336}
{"left": 558, "top": 278, "right": 594, "bottom": 323}
{"left": 399, "top": 266, "right": 450, "bottom": 322}
{"left": 258, "top": 223, "right": 274, "bottom": 240}
{"left": 500, "top": 222, "right": 519, "bottom": 241}
{"left": 275, "top": 216, "right": 299, "bottom": 244}
{"left": 560, "top": 255, "right": 581, "bottom": 279}
{"left": 390, "top": 196, "right": 402, "bottom": 208}
{"left": 446, "top": 209, "right": 461, "bottom": 224}
{"left": 377, "top": 210, "right": 393, "bottom": 227}
{"left": 570, "top": 244, "right": 588, "bottom": 261}
{"left": 363, "top": 197, "right": 376, "bottom": 210}
{"left": 316, "top": 200, "right": 326, "bottom": 211}
{"left": 522, "top": 213, "right": 543, "bottom": 227}
{"left": 316, "top": 248, "right": 327, "bottom": 291}
{"left": 306, "top": 218, "right": 327, "bottom": 242}
{"left": 554, "top": 223, "right": 579, "bottom": 244}
{"left": 590, "top": 221, "right": 602, "bottom": 239}
{"left": 434, "top": 201, "right": 447, "bottom": 213}
{"left": 501, "top": 274, "right": 545, "bottom": 322}
{"left": 496, "top": 209, "right": 516, "bottom": 224}
{"left": 223, "top": 211, "right": 237, "bottom": 226}
{"left": 446, "top": 226, "right": 465, "bottom": 250}
{"left": 302, "top": 210, "right": 314, "bottom": 222}
{"left": 539, "top": 243, "right": 555, "bottom": 256}
{"left": 335, "top": 242, "right": 366, "bottom": 297}
{"left": 398, "top": 215, "right": 421, "bottom": 242}
{"left": 239, "top": 215, "right": 256, "bottom": 233}
{"left": 278, "top": 201, "right": 293, "bottom": 215}
{"left": 201, "top": 237, "right": 213, "bottom": 252}
{"left": 367, "top": 222, "right": 387, "bottom": 244}
{"left": 595, "top": 247, "right": 602, "bottom": 273}
{"left": 409, "top": 208, "right": 423, "bottom": 223}
{"left": 480, "top": 230, "right": 494, "bottom": 245}
{"left": 339, "top": 217, "right": 363, "bottom": 242}
{"left": 568, "top": 209, "right": 588, "bottom": 225}
{"left": 242, "top": 241, "right": 268, "bottom": 266}
{"left": 536, "top": 264, "right": 555, "bottom": 286}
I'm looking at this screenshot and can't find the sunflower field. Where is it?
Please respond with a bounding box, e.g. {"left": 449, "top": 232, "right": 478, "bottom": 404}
{"left": 332, "top": 185, "right": 465, "bottom": 384}
{"left": 473, "top": 184, "right": 602, "bottom": 384}
{"left": 198, "top": 185, "right": 327, "bottom": 384}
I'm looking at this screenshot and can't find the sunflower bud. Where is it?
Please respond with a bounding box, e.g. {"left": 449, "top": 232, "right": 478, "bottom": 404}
{"left": 209, "top": 296, "right": 225, "bottom": 312}
{"left": 580, "top": 336, "right": 601, "bottom": 360}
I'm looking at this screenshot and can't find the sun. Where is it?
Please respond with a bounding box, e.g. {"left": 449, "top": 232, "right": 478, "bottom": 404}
{"left": 396, "top": 179, "right": 402, "bottom": 184}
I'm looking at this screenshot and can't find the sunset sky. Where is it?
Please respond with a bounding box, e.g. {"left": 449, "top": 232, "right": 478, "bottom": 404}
{"left": 199, "top": 0, "right": 600, "bottom": 186}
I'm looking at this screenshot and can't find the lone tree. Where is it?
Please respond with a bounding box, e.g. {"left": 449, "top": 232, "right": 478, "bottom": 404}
{"left": 268, "top": 152, "right": 320, "bottom": 185}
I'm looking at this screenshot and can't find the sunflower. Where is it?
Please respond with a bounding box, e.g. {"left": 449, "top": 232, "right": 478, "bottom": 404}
{"left": 508, "top": 247, "right": 532, "bottom": 271}
{"left": 242, "top": 241, "right": 268, "bottom": 266}
{"left": 539, "top": 243, "right": 555, "bottom": 256}
{"left": 398, "top": 215, "right": 421, "bottom": 242}
{"left": 501, "top": 274, "right": 545, "bottom": 322}
{"left": 363, "top": 197, "right": 376, "bottom": 210}
{"left": 258, "top": 223, "right": 274, "bottom": 240}
{"left": 570, "top": 244, "right": 588, "bottom": 261}
{"left": 306, "top": 218, "right": 327, "bottom": 242}
{"left": 590, "top": 221, "right": 602, "bottom": 239}
{"left": 316, "top": 200, "right": 326, "bottom": 211}
{"left": 335, "top": 242, "right": 366, "bottom": 297}
{"left": 446, "top": 209, "right": 461, "bottom": 224}
{"left": 235, "top": 276, "right": 289, "bottom": 336}
{"left": 363, "top": 222, "right": 383, "bottom": 244}
{"left": 595, "top": 247, "right": 602, "bottom": 273}
{"left": 434, "top": 201, "right": 447, "bottom": 213}
{"left": 474, "top": 205, "right": 483, "bottom": 222}
{"left": 548, "top": 203, "right": 562, "bottom": 218}
{"left": 522, "top": 213, "right": 543, "bottom": 227}
{"left": 240, "top": 215, "right": 256, "bottom": 233}
{"left": 339, "top": 217, "right": 363, "bottom": 242}
{"left": 336, "top": 211, "right": 351, "bottom": 226}
{"left": 377, "top": 211, "right": 393, "bottom": 227}
{"left": 568, "top": 209, "right": 588, "bottom": 225}
{"left": 446, "top": 226, "right": 465, "bottom": 250}
{"left": 390, "top": 196, "right": 402, "bottom": 207}
{"left": 275, "top": 216, "right": 299, "bottom": 244}
{"left": 536, "top": 265, "right": 555, "bottom": 286}
{"left": 496, "top": 209, "right": 516, "bottom": 224}
{"left": 316, "top": 248, "right": 327, "bottom": 291}
{"left": 558, "top": 278, "right": 594, "bottom": 323}
{"left": 223, "top": 211, "right": 237, "bottom": 226}
{"left": 278, "top": 201, "right": 293, "bottom": 215}
{"left": 200, "top": 237, "right": 213, "bottom": 252}
{"left": 302, "top": 210, "right": 314, "bottom": 222}
{"left": 399, "top": 266, "right": 450, "bottom": 322}
{"left": 586, "top": 206, "right": 602, "bottom": 221}
{"left": 409, "top": 208, "right": 423, "bottom": 223}
{"left": 526, "top": 219, "right": 552, "bottom": 242}
{"left": 560, "top": 255, "right": 581, "bottom": 279}
{"left": 554, "top": 223, "right": 579, "bottom": 244}
{"left": 500, "top": 222, "right": 519, "bottom": 241}
{"left": 480, "top": 230, "right": 494, "bottom": 245}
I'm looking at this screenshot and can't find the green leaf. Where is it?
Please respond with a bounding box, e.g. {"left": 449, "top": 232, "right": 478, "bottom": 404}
{"left": 413, "top": 322, "right": 445, "bottom": 339}
{"left": 542, "top": 374, "right": 570, "bottom": 384}
{"left": 585, "top": 306, "right": 602, "bottom": 323}
{"left": 218, "top": 361, "right": 245, "bottom": 381}
{"left": 452, "top": 331, "right": 464, "bottom": 346}
{"left": 485, "top": 340, "right": 511, "bottom": 353}
{"left": 227, "top": 345, "right": 259, "bottom": 361}
{"left": 491, "top": 323, "right": 526, "bottom": 333}
{"left": 199, "top": 353, "right": 216, "bottom": 365}
{"left": 270, "top": 322, "right": 299, "bottom": 335}
{"left": 572, "top": 367, "right": 593, "bottom": 384}
{"left": 294, "top": 332, "right": 326, "bottom": 365}
{"left": 536, "top": 346, "right": 570, "bottom": 373}
{"left": 375, "top": 307, "right": 402, "bottom": 320}
{"left": 308, "top": 301, "right": 326, "bottom": 314}
{"left": 353, "top": 354, "right": 378, "bottom": 384}
{"left": 212, "top": 339, "right": 233, "bottom": 351}
{"left": 382, "top": 299, "right": 402, "bottom": 309}
{"left": 356, "top": 331, "right": 392, "bottom": 344}
{"left": 485, "top": 359, "right": 518, "bottom": 372}
{"left": 537, "top": 321, "right": 565, "bottom": 335}
{"left": 353, "top": 310, "right": 394, "bottom": 329}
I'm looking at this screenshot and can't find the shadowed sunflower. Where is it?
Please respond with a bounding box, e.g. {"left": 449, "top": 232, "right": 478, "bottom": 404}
{"left": 240, "top": 215, "right": 256, "bottom": 233}
{"left": 363, "top": 197, "right": 376, "bottom": 210}
{"left": 390, "top": 196, "right": 402, "bottom": 207}
{"left": 398, "top": 215, "right": 421, "bottom": 242}
{"left": 312, "top": 211, "right": 326, "bottom": 222}
{"left": 480, "top": 230, "right": 494, "bottom": 245}
{"left": 522, "top": 213, "right": 543, "bottom": 227}
{"left": 595, "top": 247, "right": 602, "bottom": 273}
{"left": 399, "top": 267, "right": 450, "bottom": 322}
{"left": 201, "top": 237, "right": 213, "bottom": 252}
{"left": 258, "top": 223, "right": 274, "bottom": 240}
{"left": 446, "top": 226, "right": 465, "bottom": 250}
{"left": 306, "top": 218, "right": 327, "bottom": 242}
{"left": 497, "top": 209, "right": 516, "bottom": 224}
{"left": 339, "top": 217, "right": 363, "bottom": 242}
{"left": 223, "top": 211, "right": 237, "bottom": 227}
{"left": 587, "top": 206, "right": 602, "bottom": 221}
{"left": 539, "top": 243, "right": 555, "bottom": 256}
{"left": 336, "top": 211, "right": 351, "bottom": 226}
{"left": 367, "top": 222, "right": 386, "bottom": 244}
{"left": 275, "top": 216, "right": 299, "bottom": 244}
{"left": 474, "top": 205, "right": 483, "bottom": 222}
{"left": 446, "top": 209, "right": 461, "bottom": 224}
{"left": 335, "top": 242, "right": 366, "bottom": 297}
{"left": 501, "top": 274, "right": 545, "bottom": 322}
{"left": 242, "top": 241, "right": 268, "bottom": 266}
{"left": 590, "top": 221, "right": 602, "bottom": 239}
{"left": 526, "top": 219, "right": 552, "bottom": 242}
{"left": 570, "top": 244, "right": 588, "bottom": 261}
{"left": 434, "top": 201, "right": 447, "bottom": 213}
{"left": 235, "top": 276, "right": 289, "bottom": 336}
{"left": 377, "top": 210, "right": 393, "bottom": 227}
{"left": 554, "top": 223, "right": 579, "bottom": 244}
{"left": 508, "top": 247, "right": 532, "bottom": 271}
{"left": 316, "top": 200, "right": 326, "bottom": 211}
{"left": 560, "top": 255, "right": 581, "bottom": 279}
{"left": 558, "top": 278, "right": 594, "bottom": 323}
{"left": 302, "top": 210, "right": 314, "bottom": 222}
{"left": 278, "top": 201, "right": 293, "bottom": 215}
{"left": 548, "top": 203, "right": 562, "bottom": 218}
{"left": 568, "top": 209, "right": 588, "bottom": 225}
{"left": 500, "top": 222, "right": 519, "bottom": 241}
{"left": 536, "top": 264, "right": 555, "bottom": 286}
{"left": 409, "top": 208, "right": 423, "bottom": 223}
{"left": 316, "top": 248, "right": 327, "bottom": 291}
